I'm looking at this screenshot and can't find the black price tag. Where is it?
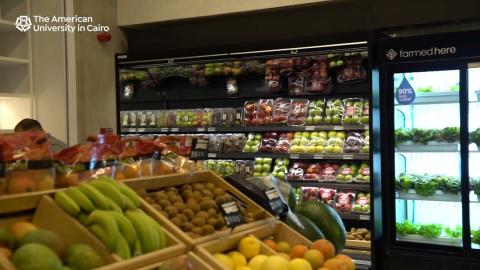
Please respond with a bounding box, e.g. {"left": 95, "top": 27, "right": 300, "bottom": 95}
{"left": 265, "top": 188, "right": 285, "bottom": 215}
{"left": 190, "top": 136, "right": 210, "bottom": 160}
{"left": 220, "top": 201, "right": 245, "bottom": 228}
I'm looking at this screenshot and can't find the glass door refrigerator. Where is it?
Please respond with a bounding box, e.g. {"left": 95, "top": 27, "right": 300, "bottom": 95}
{"left": 374, "top": 28, "right": 480, "bottom": 270}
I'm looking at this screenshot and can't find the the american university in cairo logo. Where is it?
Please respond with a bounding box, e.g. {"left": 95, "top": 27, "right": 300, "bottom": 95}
{"left": 15, "top": 15, "right": 32, "bottom": 32}
{"left": 386, "top": 49, "right": 398, "bottom": 60}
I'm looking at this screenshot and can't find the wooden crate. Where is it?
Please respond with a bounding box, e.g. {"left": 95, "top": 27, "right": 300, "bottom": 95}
{"left": 0, "top": 193, "right": 186, "bottom": 270}
{"left": 196, "top": 229, "right": 276, "bottom": 270}
{"left": 136, "top": 252, "right": 214, "bottom": 270}
{"left": 0, "top": 195, "right": 116, "bottom": 270}
{"left": 0, "top": 189, "right": 59, "bottom": 214}
{"left": 195, "top": 221, "right": 312, "bottom": 270}
{"left": 124, "top": 171, "right": 275, "bottom": 249}
{"left": 346, "top": 239, "right": 371, "bottom": 249}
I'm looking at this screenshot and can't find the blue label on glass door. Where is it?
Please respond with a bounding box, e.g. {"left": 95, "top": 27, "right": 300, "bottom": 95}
{"left": 396, "top": 76, "right": 416, "bottom": 105}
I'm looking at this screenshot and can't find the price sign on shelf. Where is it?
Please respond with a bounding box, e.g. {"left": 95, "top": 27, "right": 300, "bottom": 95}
{"left": 333, "top": 126, "right": 343, "bottom": 130}
{"left": 314, "top": 154, "right": 324, "bottom": 159}
{"left": 290, "top": 154, "right": 300, "bottom": 159}
{"left": 160, "top": 128, "right": 169, "bottom": 132}
{"left": 265, "top": 188, "right": 285, "bottom": 215}
{"left": 207, "top": 127, "right": 216, "bottom": 132}
{"left": 171, "top": 128, "right": 179, "bottom": 132}
{"left": 207, "top": 153, "right": 217, "bottom": 158}
{"left": 220, "top": 201, "right": 245, "bottom": 228}
{"left": 359, "top": 215, "right": 370, "bottom": 221}
{"left": 305, "top": 126, "right": 315, "bottom": 131}
{"left": 197, "top": 127, "right": 205, "bottom": 132}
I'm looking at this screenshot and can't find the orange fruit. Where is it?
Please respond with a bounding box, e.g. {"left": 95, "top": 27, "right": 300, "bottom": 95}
{"left": 318, "top": 268, "right": 331, "bottom": 270}
{"left": 264, "top": 239, "right": 278, "bottom": 251}
{"left": 114, "top": 171, "right": 126, "bottom": 181}
{"left": 335, "top": 254, "right": 355, "bottom": 270}
{"left": 290, "top": 244, "right": 309, "bottom": 259}
{"left": 312, "top": 239, "right": 336, "bottom": 259}
{"left": 323, "top": 258, "right": 347, "bottom": 270}
{"left": 303, "top": 249, "right": 324, "bottom": 268}
{"left": 123, "top": 164, "right": 140, "bottom": 179}
{"left": 55, "top": 173, "right": 79, "bottom": 188}
{"left": 278, "top": 252, "right": 291, "bottom": 261}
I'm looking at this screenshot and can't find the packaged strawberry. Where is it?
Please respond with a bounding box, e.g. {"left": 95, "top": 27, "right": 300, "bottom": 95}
{"left": 286, "top": 161, "right": 307, "bottom": 180}
{"left": 274, "top": 132, "right": 293, "bottom": 153}
{"left": 303, "top": 163, "right": 322, "bottom": 181}
{"left": 287, "top": 99, "right": 310, "bottom": 126}
{"left": 335, "top": 190, "right": 356, "bottom": 212}
{"left": 352, "top": 191, "right": 371, "bottom": 214}
{"left": 319, "top": 188, "right": 336, "bottom": 206}
{"left": 301, "top": 187, "right": 320, "bottom": 201}
{"left": 272, "top": 98, "right": 291, "bottom": 125}
{"left": 0, "top": 131, "right": 55, "bottom": 194}
{"left": 319, "top": 162, "right": 339, "bottom": 181}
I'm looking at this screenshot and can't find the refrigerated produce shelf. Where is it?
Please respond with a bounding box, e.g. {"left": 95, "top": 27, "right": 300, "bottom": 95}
{"left": 289, "top": 181, "right": 370, "bottom": 189}
{"left": 205, "top": 152, "right": 369, "bottom": 160}
{"left": 339, "top": 212, "right": 370, "bottom": 221}
{"left": 120, "top": 124, "right": 369, "bottom": 134}
{"left": 396, "top": 142, "right": 460, "bottom": 152}
{"left": 397, "top": 234, "right": 462, "bottom": 247}
{"left": 396, "top": 191, "right": 461, "bottom": 202}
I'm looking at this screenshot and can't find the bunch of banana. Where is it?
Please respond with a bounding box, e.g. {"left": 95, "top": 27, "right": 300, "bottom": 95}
{"left": 54, "top": 177, "right": 167, "bottom": 259}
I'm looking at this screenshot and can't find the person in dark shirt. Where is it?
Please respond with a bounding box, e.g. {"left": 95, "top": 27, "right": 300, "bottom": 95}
{"left": 14, "top": 118, "right": 67, "bottom": 154}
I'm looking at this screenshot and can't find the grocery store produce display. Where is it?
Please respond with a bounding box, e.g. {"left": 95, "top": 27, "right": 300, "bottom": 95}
{"left": 0, "top": 222, "right": 105, "bottom": 270}
{"left": 395, "top": 174, "right": 461, "bottom": 197}
{"left": 196, "top": 222, "right": 355, "bottom": 270}
{"left": 396, "top": 220, "right": 468, "bottom": 246}
{"left": 137, "top": 180, "right": 266, "bottom": 239}
{"left": 120, "top": 97, "right": 369, "bottom": 130}
{"left": 54, "top": 177, "right": 171, "bottom": 259}
{"left": 394, "top": 127, "right": 460, "bottom": 145}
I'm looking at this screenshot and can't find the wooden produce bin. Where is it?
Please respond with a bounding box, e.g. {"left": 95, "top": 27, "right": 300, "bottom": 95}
{"left": 0, "top": 195, "right": 116, "bottom": 270}
{"left": 195, "top": 221, "right": 314, "bottom": 270}
{"left": 196, "top": 227, "right": 277, "bottom": 270}
{"left": 124, "top": 171, "right": 275, "bottom": 249}
{"left": 346, "top": 239, "right": 371, "bottom": 249}
{"left": 136, "top": 252, "right": 214, "bottom": 270}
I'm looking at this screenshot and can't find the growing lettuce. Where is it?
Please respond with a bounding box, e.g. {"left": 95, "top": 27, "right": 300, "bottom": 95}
{"left": 396, "top": 220, "right": 420, "bottom": 235}
{"left": 445, "top": 225, "right": 462, "bottom": 239}
{"left": 418, "top": 224, "right": 443, "bottom": 238}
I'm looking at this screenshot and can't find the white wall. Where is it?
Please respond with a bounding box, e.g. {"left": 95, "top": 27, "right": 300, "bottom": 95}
{"left": 31, "top": 0, "right": 68, "bottom": 143}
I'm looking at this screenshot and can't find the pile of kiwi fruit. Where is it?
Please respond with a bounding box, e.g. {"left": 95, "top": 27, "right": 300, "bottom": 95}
{"left": 138, "top": 181, "right": 266, "bottom": 238}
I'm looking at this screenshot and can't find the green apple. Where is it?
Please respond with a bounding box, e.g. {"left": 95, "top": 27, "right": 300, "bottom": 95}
{"left": 263, "top": 158, "right": 272, "bottom": 164}
{"left": 255, "top": 158, "right": 263, "bottom": 164}
{"left": 361, "top": 116, "right": 369, "bottom": 124}
{"left": 329, "top": 61, "right": 336, "bottom": 68}
{"left": 294, "top": 132, "right": 303, "bottom": 138}
{"left": 313, "top": 115, "right": 322, "bottom": 124}
{"left": 311, "top": 132, "right": 319, "bottom": 138}
{"left": 283, "top": 159, "right": 290, "bottom": 166}
{"left": 262, "top": 165, "right": 271, "bottom": 172}
{"left": 302, "top": 132, "right": 311, "bottom": 138}
{"left": 362, "top": 145, "right": 370, "bottom": 153}
{"left": 298, "top": 146, "right": 307, "bottom": 153}
{"left": 261, "top": 172, "right": 269, "bottom": 177}
{"left": 315, "top": 145, "right": 325, "bottom": 153}
{"left": 351, "top": 116, "right": 360, "bottom": 124}
{"left": 253, "top": 139, "right": 260, "bottom": 145}
{"left": 356, "top": 175, "right": 364, "bottom": 181}
{"left": 333, "top": 99, "right": 342, "bottom": 106}
{"left": 271, "top": 171, "right": 279, "bottom": 177}
{"left": 327, "top": 131, "right": 337, "bottom": 138}
{"left": 336, "top": 174, "right": 345, "bottom": 181}
{"left": 290, "top": 145, "right": 299, "bottom": 153}
{"left": 319, "top": 131, "right": 327, "bottom": 138}
{"left": 253, "top": 172, "right": 261, "bottom": 177}
{"left": 250, "top": 146, "right": 259, "bottom": 152}
{"left": 332, "top": 116, "right": 342, "bottom": 124}
{"left": 255, "top": 165, "right": 262, "bottom": 173}
{"left": 336, "top": 132, "right": 346, "bottom": 139}
{"left": 363, "top": 175, "right": 370, "bottom": 182}
{"left": 254, "top": 134, "right": 262, "bottom": 140}
{"left": 333, "top": 145, "right": 343, "bottom": 153}
{"left": 306, "top": 146, "right": 316, "bottom": 153}
{"left": 345, "top": 175, "right": 353, "bottom": 181}
{"left": 325, "top": 145, "right": 334, "bottom": 153}
{"left": 353, "top": 205, "right": 362, "bottom": 212}
{"left": 323, "top": 116, "right": 332, "bottom": 124}
{"left": 300, "top": 138, "right": 310, "bottom": 146}
{"left": 243, "top": 145, "right": 252, "bottom": 152}
{"left": 360, "top": 163, "right": 369, "bottom": 168}
{"left": 277, "top": 172, "right": 285, "bottom": 179}
{"left": 343, "top": 117, "right": 351, "bottom": 124}
{"left": 362, "top": 205, "right": 370, "bottom": 212}
{"left": 306, "top": 117, "right": 314, "bottom": 125}
{"left": 336, "top": 60, "right": 344, "bottom": 66}
{"left": 325, "top": 108, "right": 334, "bottom": 116}
{"left": 292, "top": 138, "right": 301, "bottom": 145}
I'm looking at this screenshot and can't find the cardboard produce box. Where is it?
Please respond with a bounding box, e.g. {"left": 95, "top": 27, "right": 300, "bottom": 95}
{"left": 124, "top": 170, "right": 275, "bottom": 249}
